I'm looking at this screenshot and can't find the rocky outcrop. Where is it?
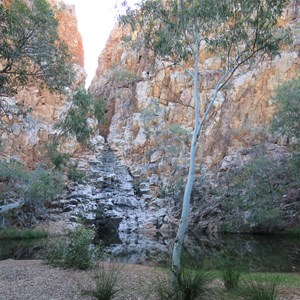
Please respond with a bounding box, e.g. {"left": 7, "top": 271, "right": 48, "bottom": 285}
{"left": 89, "top": 3, "right": 300, "bottom": 192}
{"left": 87, "top": 3, "right": 300, "bottom": 234}
{"left": 46, "top": 138, "right": 174, "bottom": 238}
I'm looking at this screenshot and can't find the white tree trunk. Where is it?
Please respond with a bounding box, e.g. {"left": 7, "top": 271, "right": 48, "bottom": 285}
{"left": 171, "top": 51, "right": 200, "bottom": 287}
{"left": 171, "top": 59, "right": 234, "bottom": 290}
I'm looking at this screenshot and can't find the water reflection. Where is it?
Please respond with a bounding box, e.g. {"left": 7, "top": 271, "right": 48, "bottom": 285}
{"left": 104, "top": 233, "right": 300, "bottom": 272}
{"left": 1, "top": 233, "right": 300, "bottom": 273}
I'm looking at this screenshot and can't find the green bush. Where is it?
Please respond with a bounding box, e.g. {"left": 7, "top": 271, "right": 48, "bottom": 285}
{"left": 108, "top": 66, "right": 139, "bottom": 83}
{"left": 0, "top": 228, "right": 47, "bottom": 240}
{"left": 94, "top": 98, "right": 106, "bottom": 124}
{"left": 271, "top": 76, "right": 300, "bottom": 144}
{"left": 153, "top": 268, "right": 212, "bottom": 300}
{"left": 46, "top": 143, "right": 70, "bottom": 170}
{"left": 55, "top": 88, "right": 94, "bottom": 145}
{"left": 44, "top": 227, "right": 102, "bottom": 270}
{"left": 221, "top": 155, "right": 285, "bottom": 232}
{"left": 238, "top": 274, "right": 281, "bottom": 300}
{"left": 67, "top": 162, "right": 86, "bottom": 183}
{"left": 81, "top": 265, "right": 121, "bottom": 300}
{"left": 0, "top": 160, "right": 28, "bottom": 182}
{"left": 27, "top": 169, "right": 64, "bottom": 206}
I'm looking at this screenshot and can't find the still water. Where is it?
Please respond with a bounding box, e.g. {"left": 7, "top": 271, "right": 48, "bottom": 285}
{"left": 1, "top": 233, "right": 300, "bottom": 272}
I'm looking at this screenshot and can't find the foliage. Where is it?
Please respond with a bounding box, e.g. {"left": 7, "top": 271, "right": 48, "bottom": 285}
{"left": 153, "top": 268, "right": 212, "bottom": 300}
{"left": 0, "top": 0, "right": 74, "bottom": 97}
{"left": 94, "top": 98, "right": 106, "bottom": 124}
{"left": 120, "top": 0, "right": 288, "bottom": 64}
{"left": 0, "top": 228, "right": 47, "bottom": 240}
{"left": 55, "top": 88, "right": 94, "bottom": 145}
{"left": 0, "top": 161, "right": 63, "bottom": 221}
{"left": 46, "top": 143, "right": 70, "bottom": 170}
{"left": 132, "top": 177, "right": 143, "bottom": 197}
{"left": 271, "top": 76, "right": 300, "bottom": 145}
{"left": 218, "top": 252, "right": 241, "bottom": 290}
{"left": 54, "top": 87, "right": 107, "bottom": 146}
{"left": 237, "top": 273, "right": 281, "bottom": 300}
{"left": 106, "top": 65, "right": 140, "bottom": 84}
{"left": 221, "top": 155, "right": 286, "bottom": 232}
{"left": 81, "top": 265, "right": 121, "bottom": 300}
{"left": 44, "top": 227, "right": 102, "bottom": 270}
{"left": 286, "top": 225, "right": 300, "bottom": 237}
{"left": 0, "top": 160, "right": 28, "bottom": 182}
{"left": 27, "top": 169, "right": 64, "bottom": 206}
{"left": 67, "top": 161, "right": 86, "bottom": 183}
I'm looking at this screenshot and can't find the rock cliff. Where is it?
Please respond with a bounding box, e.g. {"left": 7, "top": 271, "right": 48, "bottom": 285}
{"left": 88, "top": 2, "right": 300, "bottom": 233}
{"left": 0, "top": 0, "right": 85, "bottom": 167}
{"left": 89, "top": 3, "right": 299, "bottom": 188}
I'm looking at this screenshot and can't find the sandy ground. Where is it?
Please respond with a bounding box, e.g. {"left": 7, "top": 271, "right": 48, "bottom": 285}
{"left": 0, "top": 259, "right": 300, "bottom": 300}
{"left": 0, "top": 260, "right": 158, "bottom": 300}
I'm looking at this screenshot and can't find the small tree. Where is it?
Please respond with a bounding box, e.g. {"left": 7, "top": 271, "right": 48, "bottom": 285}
{"left": 271, "top": 76, "right": 300, "bottom": 146}
{"left": 120, "top": 0, "right": 290, "bottom": 289}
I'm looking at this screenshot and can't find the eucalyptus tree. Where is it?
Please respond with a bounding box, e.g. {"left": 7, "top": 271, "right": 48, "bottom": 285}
{"left": 0, "top": 0, "right": 74, "bottom": 98}
{"left": 120, "top": 0, "right": 289, "bottom": 288}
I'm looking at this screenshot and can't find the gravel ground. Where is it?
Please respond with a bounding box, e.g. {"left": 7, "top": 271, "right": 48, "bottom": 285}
{"left": 0, "top": 259, "right": 300, "bottom": 300}
{"left": 0, "top": 260, "right": 158, "bottom": 300}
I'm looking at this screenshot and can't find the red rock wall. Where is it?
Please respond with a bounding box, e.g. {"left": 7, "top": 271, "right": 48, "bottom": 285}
{"left": 89, "top": 3, "right": 300, "bottom": 185}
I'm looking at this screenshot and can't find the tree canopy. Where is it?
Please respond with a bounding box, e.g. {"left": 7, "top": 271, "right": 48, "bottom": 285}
{"left": 271, "top": 76, "right": 300, "bottom": 144}
{"left": 0, "top": 0, "right": 74, "bottom": 97}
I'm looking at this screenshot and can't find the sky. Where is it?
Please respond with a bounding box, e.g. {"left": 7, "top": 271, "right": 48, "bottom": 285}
{"left": 63, "top": 0, "right": 117, "bottom": 87}
{"left": 63, "top": 1, "right": 139, "bottom": 88}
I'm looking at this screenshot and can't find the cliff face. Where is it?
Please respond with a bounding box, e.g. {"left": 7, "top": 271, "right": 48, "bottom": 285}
{"left": 89, "top": 3, "right": 300, "bottom": 190}
{"left": 0, "top": 0, "right": 85, "bottom": 167}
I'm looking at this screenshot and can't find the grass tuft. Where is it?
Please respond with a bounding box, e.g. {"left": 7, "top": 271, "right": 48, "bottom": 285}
{"left": 237, "top": 273, "right": 281, "bottom": 300}
{"left": 81, "top": 265, "right": 121, "bottom": 300}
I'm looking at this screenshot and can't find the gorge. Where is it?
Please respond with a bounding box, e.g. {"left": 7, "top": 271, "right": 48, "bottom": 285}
{"left": 0, "top": 0, "right": 300, "bottom": 259}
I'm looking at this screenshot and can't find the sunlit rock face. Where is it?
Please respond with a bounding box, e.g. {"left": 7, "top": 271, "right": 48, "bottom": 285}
{"left": 89, "top": 3, "right": 300, "bottom": 189}
{"left": 0, "top": 0, "right": 86, "bottom": 167}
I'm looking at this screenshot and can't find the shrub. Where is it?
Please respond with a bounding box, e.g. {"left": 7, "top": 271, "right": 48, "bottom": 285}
{"left": 238, "top": 273, "right": 281, "bottom": 300}
{"left": 55, "top": 88, "right": 94, "bottom": 145}
{"left": 81, "top": 265, "right": 121, "bottom": 300}
{"left": 271, "top": 76, "right": 300, "bottom": 144}
{"left": 107, "top": 66, "right": 139, "bottom": 83}
{"left": 67, "top": 162, "right": 86, "bottom": 183}
{"left": 27, "top": 169, "right": 64, "bottom": 206}
{"left": 94, "top": 98, "right": 106, "bottom": 124}
{"left": 153, "top": 268, "right": 212, "bottom": 300}
{"left": 44, "top": 227, "right": 102, "bottom": 270}
{"left": 0, "top": 161, "right": 28, "bottom": 182}
{"left": 46, "top": 143, "right": 70, "bottom": 170}
{"left": 220, "top": 155, "right": 286, "bottom": 232}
